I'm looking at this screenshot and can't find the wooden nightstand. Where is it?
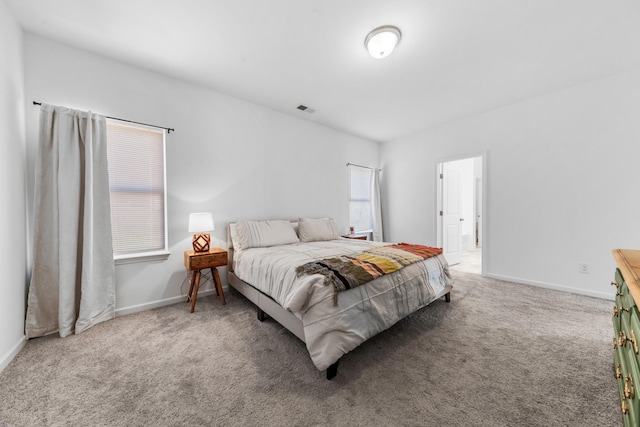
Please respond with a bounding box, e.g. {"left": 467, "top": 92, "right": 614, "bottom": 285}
{"left": 184, "top": 248, "right": 228, "bottom": 313}
{"left": 342, "top": 235, "right": 368, "bottom": 240}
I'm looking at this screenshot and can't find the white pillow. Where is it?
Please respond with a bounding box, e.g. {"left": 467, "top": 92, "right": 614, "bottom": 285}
{"left": 235, "top": 220, "right": 299, "bottom": 250}
{"left": 228, "top": 223, "right": 240, "bottom": 249}
{"left": 298, "top": 217, "right": 340, "bottom": 242}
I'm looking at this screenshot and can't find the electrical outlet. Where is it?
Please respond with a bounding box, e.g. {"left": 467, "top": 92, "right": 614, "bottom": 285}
{"left": 578, "top": 263, "right": 591, "bottom": 274}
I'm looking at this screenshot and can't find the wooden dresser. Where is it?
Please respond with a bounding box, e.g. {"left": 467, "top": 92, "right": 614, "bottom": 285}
{"left": 612, "top": 249, "right": 640, "bottom": 425}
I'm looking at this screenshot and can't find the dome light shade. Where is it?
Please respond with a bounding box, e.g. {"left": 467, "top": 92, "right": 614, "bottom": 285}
{"left": 365, "top": 25, "right": 401, "bottom": 59}
{"left": 188, "top": 212, "right": 214, "bottom": 232}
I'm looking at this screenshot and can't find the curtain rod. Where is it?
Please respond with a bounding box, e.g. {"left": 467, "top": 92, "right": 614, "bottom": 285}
{"left": 346, "top": 162, "right": 381, "bottom": 171}
{"left": 33, "top": 101, "right": 175, "bottom": 134}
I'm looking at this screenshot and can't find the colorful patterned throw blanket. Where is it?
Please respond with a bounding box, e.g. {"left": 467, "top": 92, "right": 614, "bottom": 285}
{"left": 295, "top": 243, "right": 443, "bottom": 303}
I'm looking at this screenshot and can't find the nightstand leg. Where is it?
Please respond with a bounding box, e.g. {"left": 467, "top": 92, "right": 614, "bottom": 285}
{"left": 212, "top": 267, "right": 226, "bottom": 305}
{"left": 211, "top": 268, "right": 220, "bottom": 296}
{"left": 187, "top": 271, "right": 197, "bottom": 302}
{"left": 189, "top": 270, "right": 202, "bottom": 313}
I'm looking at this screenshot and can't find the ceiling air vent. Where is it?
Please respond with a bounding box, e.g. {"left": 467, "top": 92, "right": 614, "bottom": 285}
{"left": 296, "top": 104, "right": 315, "bottom": 114}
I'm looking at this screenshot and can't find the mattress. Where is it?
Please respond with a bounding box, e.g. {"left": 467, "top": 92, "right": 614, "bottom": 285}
{"left": 232, "top": 238, "right": 453, "bottom": 371}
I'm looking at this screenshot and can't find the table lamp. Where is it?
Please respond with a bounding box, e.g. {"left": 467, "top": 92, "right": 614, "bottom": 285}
{"left": 188, "top": 212, "right": 214, "bottom": 252}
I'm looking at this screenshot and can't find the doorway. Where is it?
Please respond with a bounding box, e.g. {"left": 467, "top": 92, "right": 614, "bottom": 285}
{"left": 436, "top": 155, "right": 484, "bottom": 274}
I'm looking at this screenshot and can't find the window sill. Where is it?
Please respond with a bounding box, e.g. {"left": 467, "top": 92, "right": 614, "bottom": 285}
{"left": 114, "top": 251, "right": 170, "bottom": 265}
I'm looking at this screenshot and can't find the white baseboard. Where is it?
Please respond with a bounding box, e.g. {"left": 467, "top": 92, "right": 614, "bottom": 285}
{"left": 115, "top": 288, "right": 226, "bottom": 317}
{"left": 484, "top": 273, "right": 614, "bottom": 301}
{"left": 0, "top": 335, "right": 27, "bottom": 374}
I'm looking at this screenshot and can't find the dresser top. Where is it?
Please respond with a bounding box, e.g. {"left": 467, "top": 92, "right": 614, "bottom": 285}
{"left": 613, "top": 249, "right": 640, "bottom": 304}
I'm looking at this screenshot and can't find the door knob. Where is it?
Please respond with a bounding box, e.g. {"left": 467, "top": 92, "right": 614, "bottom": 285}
{"left": 459, "top": 218, "right": 464, "bottom": 222}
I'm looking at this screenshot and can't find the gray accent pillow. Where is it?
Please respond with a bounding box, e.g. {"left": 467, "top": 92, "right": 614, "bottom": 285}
{"left": 298, "top": 217, "right": 340, "bottom": 242}
{"left": 235, "top": 220, "right": 299, "bottom": 250}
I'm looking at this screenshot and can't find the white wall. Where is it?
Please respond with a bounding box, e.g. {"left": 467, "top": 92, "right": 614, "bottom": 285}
{"left": 23, "top": 34, "right": 379, "bottom": 314}
{"left": 0, "top": 0, "right": 28, "bottom": 371}
{"left": 381, "top": 67, "right": 640, "bottom": 299}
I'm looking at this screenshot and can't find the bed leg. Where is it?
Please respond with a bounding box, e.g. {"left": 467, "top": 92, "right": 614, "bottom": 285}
{"left": 445, "top": 292, "right": 451, "bottom": 303}
{"left": 327, "top": 360, "right": 340, "bottom": 380}
{"left": 257, "top": 307, "right": 266, "bottom": 322}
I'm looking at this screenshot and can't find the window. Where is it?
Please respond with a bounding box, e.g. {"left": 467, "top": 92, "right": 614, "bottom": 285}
{"left": 106, "top": 120, "right": 168, "bottom": 261}
{"left": 349, "top": 166, "right": 372, "bottom": 233}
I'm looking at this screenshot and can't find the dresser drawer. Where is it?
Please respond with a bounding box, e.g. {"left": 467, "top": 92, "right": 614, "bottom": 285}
{"left": 617, "top": 301, "right": 640, "bottom": 425}
{"left": 618, "top": 284, "right": 636, "bottom": 314}
{"left": 620, "top": 343, "right": 640, "bottom": 425}
{"left": 612, "top": 251, "right": 640, "bottom": 425}
{"left": 617, "top": 269, "right": 636, "bottom": 310}
{"left": 616, "top": 342, "right": 639, "bottom": 425}
{"left": 620, "top": 308, "right": 640, "bottom": 359}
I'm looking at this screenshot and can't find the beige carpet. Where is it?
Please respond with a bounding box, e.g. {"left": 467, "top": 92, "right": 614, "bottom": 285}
{"left": 0, "top": 272, "right": 618, "bottom": 426}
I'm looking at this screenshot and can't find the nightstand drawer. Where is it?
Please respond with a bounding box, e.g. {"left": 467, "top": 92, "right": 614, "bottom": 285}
{"left": 184, "top": 250, "right": 228, "bottom": 270}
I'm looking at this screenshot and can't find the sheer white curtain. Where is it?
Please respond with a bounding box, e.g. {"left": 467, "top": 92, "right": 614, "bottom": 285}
{"left": 371, "top": 168, "right": 384, "bottom": 242}
{"left": 25, "top": 104, "right": 115, "bottom": 338}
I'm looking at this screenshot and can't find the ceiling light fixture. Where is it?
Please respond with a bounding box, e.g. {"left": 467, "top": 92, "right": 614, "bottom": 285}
{"left": 364, "top": 25, "right": 402, "bottom": 59}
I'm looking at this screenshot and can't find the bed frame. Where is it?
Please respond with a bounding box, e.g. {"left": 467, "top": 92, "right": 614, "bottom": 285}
{"left": 228, "top": 270, "right": 344, "bottom": 379}
{"left": 226, "top": 223, "right": 451, "bottom": 380}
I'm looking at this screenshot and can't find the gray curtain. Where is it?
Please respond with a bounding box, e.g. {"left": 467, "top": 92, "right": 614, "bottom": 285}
{"left": 371, "top": 168, "right": 384, "bottom": 242}
{"left": 25, "top": 104, "right": 115, "bottom": 339}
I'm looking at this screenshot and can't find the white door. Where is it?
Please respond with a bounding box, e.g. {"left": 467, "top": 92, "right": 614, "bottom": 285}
{"left": 442, "top": 162, "right": 463, "bottom": 265}
{"left": 476, "top": 177, "right": 483, "bottom": 248}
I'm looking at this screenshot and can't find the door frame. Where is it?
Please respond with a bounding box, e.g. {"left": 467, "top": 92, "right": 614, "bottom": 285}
{"left": 435, "top": 151, "right": 487, "bottom": 274}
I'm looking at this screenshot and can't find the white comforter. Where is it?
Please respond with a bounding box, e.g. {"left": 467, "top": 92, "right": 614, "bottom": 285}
{"left": 233, "top": 239, "right": 453, "bottom": 371}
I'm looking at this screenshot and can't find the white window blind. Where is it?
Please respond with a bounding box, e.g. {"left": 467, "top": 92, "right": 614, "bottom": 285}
{"left": 106, "top": 120, "right": 168, "bottom": 259}
{"left": 349, "top": 166, "right": 373, "bottom": 232}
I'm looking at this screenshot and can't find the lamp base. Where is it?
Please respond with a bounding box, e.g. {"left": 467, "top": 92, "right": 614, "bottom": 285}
{"left": 192, "top": 233, "right": 211, "bottom": 252}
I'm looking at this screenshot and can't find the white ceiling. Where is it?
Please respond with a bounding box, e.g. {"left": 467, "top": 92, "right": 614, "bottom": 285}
{"left": 6, "top": 0, "right": 640, "bottom": 142}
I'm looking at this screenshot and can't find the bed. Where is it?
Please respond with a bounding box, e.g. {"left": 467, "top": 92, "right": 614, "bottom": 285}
{"left": 227, "top": 218, "right": 453, "bottom": 379}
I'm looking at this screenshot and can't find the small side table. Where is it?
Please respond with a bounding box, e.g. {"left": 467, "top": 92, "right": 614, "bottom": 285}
{"left": 342, "top": 235, "right": 368, "bottom": 240}
{"left": 184, "top": 248, "right": 228, "bottom": 313}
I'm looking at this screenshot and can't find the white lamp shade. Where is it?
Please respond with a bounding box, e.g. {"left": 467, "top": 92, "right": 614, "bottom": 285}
{"left": 188, "top": 212, "right": 215, "bottom": 232}
{"left": 365, "top": 26, "right": 401, "bottom": 59}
